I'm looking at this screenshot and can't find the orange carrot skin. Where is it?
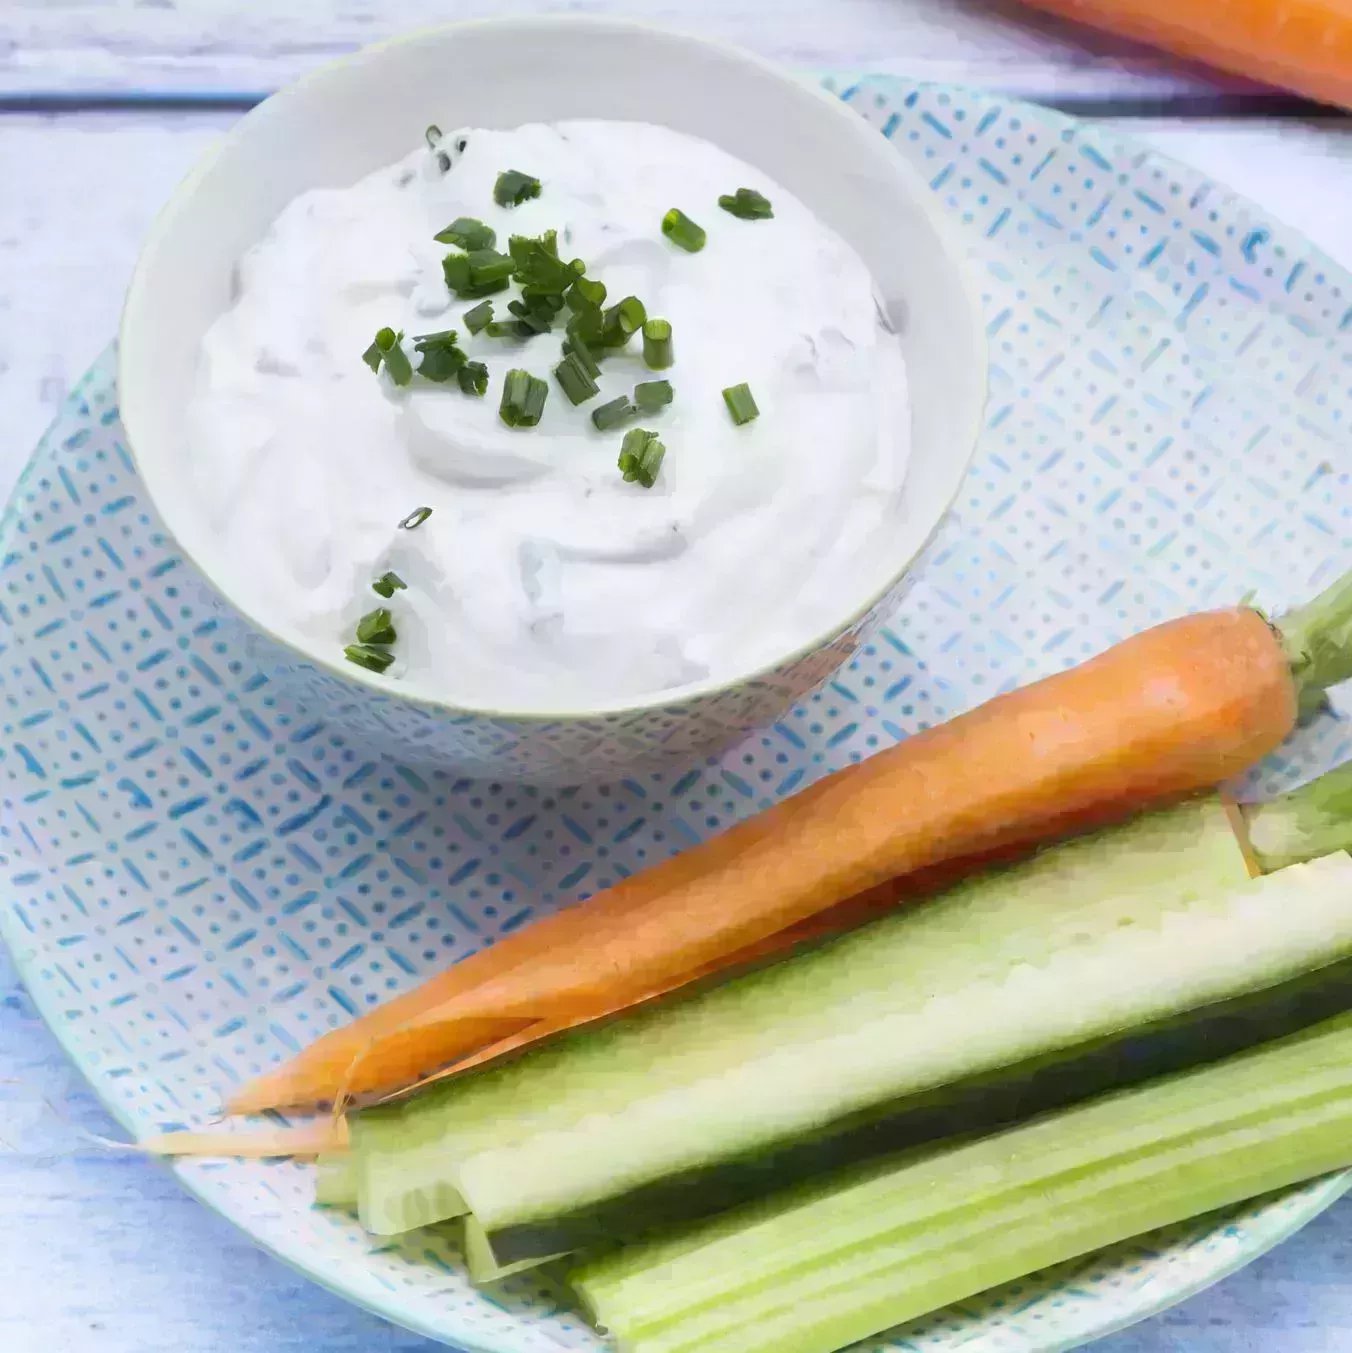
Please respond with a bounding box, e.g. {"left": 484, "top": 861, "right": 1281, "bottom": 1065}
{"left": 1019, "top": 0, "right": 1352, "bottom": 111}
{"left": 230, "top": 607, "right": 1294, "bottom": 1113}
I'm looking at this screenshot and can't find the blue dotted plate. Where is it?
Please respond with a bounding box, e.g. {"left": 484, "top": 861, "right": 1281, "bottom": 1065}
{"left": 4, "top": 75, "right": 1352, "bottom": 1352}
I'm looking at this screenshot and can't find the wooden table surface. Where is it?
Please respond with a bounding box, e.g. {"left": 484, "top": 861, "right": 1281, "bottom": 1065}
{"left": 4, "top": 4, "right": 1352, "bottom": 1350}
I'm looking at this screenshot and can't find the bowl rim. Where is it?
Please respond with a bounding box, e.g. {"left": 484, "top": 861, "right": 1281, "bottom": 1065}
{"left": 117, "top": 13, "right": 989, "bottom": 725}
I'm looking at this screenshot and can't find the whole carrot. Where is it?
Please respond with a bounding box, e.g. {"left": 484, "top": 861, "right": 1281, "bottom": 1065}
{"left": 227, "top": 573, "right": 1352, "bottom": 1115}
{"left": 1017, "top": 0, "right": 1352, "bottom": 111}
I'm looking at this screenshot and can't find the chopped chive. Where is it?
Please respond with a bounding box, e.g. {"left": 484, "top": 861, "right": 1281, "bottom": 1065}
{"left": 494, "top": 169, "right": 542, "bottom": 207}
{"left": 662, "top": 208, "right": 706, "bottom": 253}
{"left": 372, "top": 572, "right": 406, "bottom": 599}
{"left": 634, "top": 379, "right": 673, "bottom": 412}
{"left": 462, "top": 299, "right": 494, "bottom": 334}
{"left": 592, "top": 395, "right": 637, "bottom": 432}
{"left": 723, "top": 382, "right": 760, "bottom": 425}
{"left": 601, "top": 295, "right": 647, "bottom": 349}
{"left": 484, "top": 320, "right": 526, "bottom": 339}
{"left": 344, "top": 643, "right": 395, "bottom": 674}
{"left": 567, "top": 276, "right": 607, "bottom": 310}
{"left": 508, "top": 296, "right": 557, "bottom": 334}
{"left": 399, "top": 506, "right": 433, "bottom": 530}
{"left": 442, "top": 250, "right": 513, "bottom": 299}
{"left": 562, "top": 334, "right": 600, "bottom": 379}
{"left": 412, "top": 329, "right": 466, "bottom": 383}
{"left": 618, "top": 428, "right": 666, "bottom": 489}
{"left": 642, "top": 318, "right": 673, "bottom": 370}
{"left": 467, "top": 249, "right": 515, "bottom": 285}
{"left": 457, "top": 360, "right": 489, "bottom": 396}
{"left": 510, "top": 232, "right": 576, "bottom": 296}
{"left": 554, "top": 352, "right": 601, "bottom": 406}
{"left": 499, "top": 369, "right": 549, "bottom": 428}
{"left": 356, "top": 607, "right": 398, "bottom": 646}
{"left": 434, "top": 216, "right": 496, "bottom": 250}
{"left": 364, "top": 327, "right": 413, "bottom": 385}
{"left": 566, "top": 302, "right": 606, "bottom": 348}
{"left": 382, "top": 341, "right": 412, "bottom": 386}
{"left": 718, "top": 187, "right": 774, "bottom": 220}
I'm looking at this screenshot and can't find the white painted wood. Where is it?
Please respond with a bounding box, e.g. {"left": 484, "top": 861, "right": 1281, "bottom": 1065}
{"left": 3, "top": 0, "right": 1262, "bottom": 103}
{"left": 0, "top": 111, "right": 235, "bottom": 480}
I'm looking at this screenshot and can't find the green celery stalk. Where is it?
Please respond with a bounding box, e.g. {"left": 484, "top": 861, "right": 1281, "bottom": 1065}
{"left": 571, "top": 1007, "right": 1352, "bottom": 1353}
{"left": 351, "top": 796, "right": 1252, "bottom": 1240}
{"left": 1241, "top": 758, "right": 1352, "bottom": 871}
{"left": 313, "top": 1152, "right": 358, "bottom": 1209}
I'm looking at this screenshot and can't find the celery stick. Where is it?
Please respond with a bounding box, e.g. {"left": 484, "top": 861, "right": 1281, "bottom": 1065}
{"left": 463, "top": 1214, "right": 568, "bottom": 1285}
{"left": 1243, "top": 758, "right": 1352, "bottom": 871}
{"left": 353, "top": 1115, "right": 468, "bottom": 1235}
{"left": 313, "top": 1152, "right": 358, "bottom": 1209}
{"left": 572, "top": 1007, "right": 1352, "bottom": 1353}
{"left": 353, "top": 799, "right": 1252, "bottom": 1242}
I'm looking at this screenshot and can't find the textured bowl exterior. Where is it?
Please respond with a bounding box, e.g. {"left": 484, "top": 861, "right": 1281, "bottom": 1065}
{"left": 196, "top": 552, "right": 924, "bottom": 783}
{"left": 116, "top": 17, "right": 986, "bottom": 781}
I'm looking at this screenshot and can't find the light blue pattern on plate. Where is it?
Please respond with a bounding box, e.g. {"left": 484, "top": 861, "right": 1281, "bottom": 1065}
{"left": 3, "top": 74, "right": 1352, "bottom": 1352}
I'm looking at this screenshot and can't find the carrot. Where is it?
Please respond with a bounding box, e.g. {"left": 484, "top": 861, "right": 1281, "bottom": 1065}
{"left": 228, "top": 599, "right": 1317, "bottom": 1114}
{"left": 137, "top": 1118, "right": 348, "bottom": 1158}
{"left": 1015, "top": 0, "right": 1352, "bottom": 111}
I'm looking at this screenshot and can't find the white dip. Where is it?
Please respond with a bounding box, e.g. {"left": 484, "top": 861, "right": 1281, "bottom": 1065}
{"left": 186, "top": 120, "right": 911, "bottom": 709}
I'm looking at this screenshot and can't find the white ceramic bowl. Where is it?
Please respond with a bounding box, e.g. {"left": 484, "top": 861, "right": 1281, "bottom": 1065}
{"left": 118, "top": 16, "right": 986, "bottom": 782}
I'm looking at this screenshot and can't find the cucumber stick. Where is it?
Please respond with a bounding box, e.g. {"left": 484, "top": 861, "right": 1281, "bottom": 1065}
{"left": 570, "top": 1003, "right": 1352, "bottom": 1353}
{"left": 352, "top": 798, "right": 1259, "bottom": 1242}
{"left": 313, "top": 1152, "right": 358, "bottom": 1209}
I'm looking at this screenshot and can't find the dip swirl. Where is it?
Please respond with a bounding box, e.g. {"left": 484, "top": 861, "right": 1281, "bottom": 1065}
{"left": 186, "top": 120, "right": 911, "bottom": 708}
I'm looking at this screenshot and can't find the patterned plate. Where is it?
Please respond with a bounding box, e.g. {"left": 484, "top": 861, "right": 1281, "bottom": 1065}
{"left": 4, "top": 74, "right": 1352, "bottom": 1352}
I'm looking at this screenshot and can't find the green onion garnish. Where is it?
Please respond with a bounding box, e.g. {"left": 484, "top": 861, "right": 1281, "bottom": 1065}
{"left": 399, "top": 506, "right": 433, "bottom": 530}
{"left": 412, "top": 329, "right": 467, "bottom": 383}
{"left": 494, "top": 170, "right": 542, "bottom": 208}
{"left": 362, "top": 327, "right": 413, "bottom": 386}
{"left": 510, "top": 232, "right": 576, "bottom": 297}
{"left": 457, "top": 360, "right": 489, "bottom": 396}
{"left": 592, "top": 395, "right": 636, "bottom": 432}
{"left": 508, "top": 294, "right": 561, "bottom": 335}
{"left": 372, "top": 572, "right": 406, "bottom": 599}
{"left": 356, "top": 607, "right": 398, "bottom": 646}
{"left": 618, "top": 428, "right": 666, "bottom": 489}
{"left": 442, "top": 249, "right": 514, "bottom": 298}
{"left": 484, "top": 320, "right": 521, "bottom": 339}
{"left": 462, "top": 299, "right": 494, "bottom": 334}
{"left": 561, "top": 334, "right": 600, "bottom": 379}
{"left": 554, "top": 352, "right": 601, "bottom": 406}
{"left": 344, "top": 643, "right": 396, "bottom": 674}
{"left": 434, "top": 216, "right": 496, "bottom": 250}
{"left": 722, "top": 382, "right": 760, "bottom": 425}
{"left": 642, "top": 318, "right": 673, "bottom": 370}
{"left": 634, "top": 379, "right": 673, "bottom": 413}
{"left": 601, "top": 296, "right": 647, "bottom": 349}
{"left": 662, "top": 208, "right": 706, "bottom": 253}
{"left": 718, "top": 187, "right": 774, "bottom": 220}
{"left": 499, "top": 369, "right": 549, "bottom": 428}
{"left": 567, "top": 277, "right": 607, "bottom": 310}
{"left": 566, "top": 302, "right": 606, "bottom": 349}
